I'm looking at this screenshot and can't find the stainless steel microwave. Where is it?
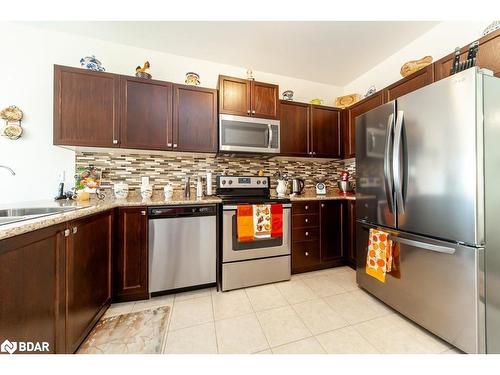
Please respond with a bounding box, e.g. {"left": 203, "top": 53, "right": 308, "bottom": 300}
{"left": 219, "top": 114, "right": 280, "bottom": 154}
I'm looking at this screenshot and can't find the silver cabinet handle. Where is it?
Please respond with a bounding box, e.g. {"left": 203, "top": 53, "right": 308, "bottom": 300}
{"left": 173, "top": 144, "right": 178, "bottom": 148}
{"left": 305, "top": 218, "right": 308, "bottom": 223}
{"left": 388, "top": 235, "right": 455, "bottom": 254}
{"left": 141, "top": 210, "right": 146, "bottom": 216}
{"left": 305, "top": 251, "right": 309, "bottom": 256}
{"left": 384, "top": 113, "right": 395, "bottom": 214}
{"left": 393, "top": 110, "right": 405, "bottom": 214}
{"left": 72, "top": 226, "right": 78, "bottom": 234}
{"left": 321, "top": 203, "right": 325, "bottom": 208}
{"left": 305, "top": 205, "right": 308, "bottom": 210}
{"left": 167, "top": 143, "right": 172, "bottom": 147}
{"left": 252, "top": 110, "right": 256, "bottom": 114}
{"left": 64, "top": 229, "right": 70, "bottom": 237}
{"left": 305, "top": 231, "right": 309, "bottom": 236}
{"left": 113, "top": 139, "right": 118, "bottom": 145}
{"left": 247, "top": 110, "right": 251, "bottom": 114}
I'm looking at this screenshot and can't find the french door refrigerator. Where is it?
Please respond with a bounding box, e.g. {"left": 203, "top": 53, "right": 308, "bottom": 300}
{"left": 355, "top": 67, "right": 500, "bottom": 354}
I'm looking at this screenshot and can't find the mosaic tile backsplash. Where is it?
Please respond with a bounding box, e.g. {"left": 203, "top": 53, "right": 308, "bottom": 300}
{"left": 76, "top": 152, "right": 356, "bottom": 193}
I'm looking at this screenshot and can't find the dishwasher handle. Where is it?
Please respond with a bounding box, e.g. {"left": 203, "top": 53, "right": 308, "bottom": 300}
{"left": 149, "top": 204, "right": 217, "bottom": 218}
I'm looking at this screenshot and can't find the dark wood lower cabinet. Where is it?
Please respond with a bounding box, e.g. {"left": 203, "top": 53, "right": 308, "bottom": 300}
{"left": 0, "top": 210, "right": 113, "bottom": 354}
{"left": 0, "top": 224, "right": 66, "bottom": 353}
{"left": 65, "top": 210, "right": 113, "bottom": 353}
{"left": 114, "top": 207, "right": 149, "bottom": 302}
{"left": 345, "top": 201, "right": 357, "bottom": 269}
{"left": 291, "top": 200, "right": 344, "bottom": 273}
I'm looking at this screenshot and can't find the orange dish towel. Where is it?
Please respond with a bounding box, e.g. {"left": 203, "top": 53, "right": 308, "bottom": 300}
{"left": 237, "top": 205, "right": 254, "bottom": 242}
{"left": 366, "top": 229, "right": 393, "bottom": 283}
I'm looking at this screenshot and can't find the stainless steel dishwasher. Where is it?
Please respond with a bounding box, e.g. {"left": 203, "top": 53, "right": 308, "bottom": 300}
{"left": 148, "top": 204, "right": 217, "bottom": 295}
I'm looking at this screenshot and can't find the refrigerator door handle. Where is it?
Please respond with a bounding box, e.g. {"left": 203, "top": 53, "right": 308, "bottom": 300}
{"left": 393, "top": 110, "right": 405, "bottom": 214}
{"left": 384, "top": 113, "right": 395, "bottom": 213}
{"left": 388, "top": 235, "right": 456, "bottom": 254}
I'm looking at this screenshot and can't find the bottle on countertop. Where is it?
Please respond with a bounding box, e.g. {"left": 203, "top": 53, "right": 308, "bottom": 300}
{"left": 196, "top": 176, "right": 203, "bottom": 198}
{"left": 206, "top": 171, "right": 213, "bottom": 196}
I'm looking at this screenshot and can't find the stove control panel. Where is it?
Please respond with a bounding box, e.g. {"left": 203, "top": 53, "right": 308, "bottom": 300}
{"left": 217, "top": 176, "right": 269, "bottom": 189}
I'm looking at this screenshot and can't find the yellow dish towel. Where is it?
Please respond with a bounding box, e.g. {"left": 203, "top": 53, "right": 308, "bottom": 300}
{"left": 366, "top": 229, "right": 393, "bottom": 283}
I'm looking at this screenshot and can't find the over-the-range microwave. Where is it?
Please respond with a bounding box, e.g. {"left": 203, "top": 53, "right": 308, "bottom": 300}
{"left": 219, "top": 114, "right": 280, "bottom": 154}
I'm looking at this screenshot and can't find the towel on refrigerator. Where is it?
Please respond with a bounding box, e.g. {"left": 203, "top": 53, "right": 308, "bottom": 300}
{"left": 237, "top": 205, "right": 254, "bottom": 242}
{"left": 366, "top": 229, "right": 393, "bottom": 283}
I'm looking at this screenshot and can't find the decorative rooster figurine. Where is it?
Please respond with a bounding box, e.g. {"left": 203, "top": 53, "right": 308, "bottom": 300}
{"left": 136, "top": 61, "right": 150, "bottom": 74}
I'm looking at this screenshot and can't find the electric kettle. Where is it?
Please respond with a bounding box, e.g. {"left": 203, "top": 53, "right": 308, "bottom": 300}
{"left": 292, "top": 178, "right": 305, "bottom": 195}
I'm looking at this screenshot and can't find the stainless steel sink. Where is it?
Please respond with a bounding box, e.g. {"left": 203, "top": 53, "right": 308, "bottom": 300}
{"left": 0, "top": 206, "right": 81, "bottom": 226}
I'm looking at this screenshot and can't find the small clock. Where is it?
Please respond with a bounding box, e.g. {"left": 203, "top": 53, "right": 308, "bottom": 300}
{"left": 316, "top": 182, "right": 326, "bottom": 195}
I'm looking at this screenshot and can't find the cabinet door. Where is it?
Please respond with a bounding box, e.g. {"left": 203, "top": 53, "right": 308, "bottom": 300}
{"left": 310, "top": 105, "right": 341, "bottom": 158}
{"left": 344, "top": 91, "right": 385, "bottom": 159}
{"left": 173, "top": 84, "right": 218, "bottom": 153}
{"left": 218, "top": 75, "right": 251, "bottom": 116}
{"left": 345, "top": 201, "right": 357, "bottom": 269}
{"left": 0, "top": 224, "right": 66, "bottom": 354}
{"left": 320, "top": 201, "right": 344, "bottom": 261}
{"left": 54, "top": 65, "right": 120, "bottom": 147}
{"left": 384, "top": 64, "right": 434, "bottom": 102}
{"left": 114, "top": 207, "right": 149, "bottom": 302}
{"left": 66, "top": 211, "right": 112, "bottom": 353}
{"left": 121, "top": 77, "right": 172, "bottom": 150}
{"left": 434, "top": 29, "right": 500, "bottom": 81}
{"left": 279, "top": 100, "right": 310, "bottom": 156}
{"left": 251, "top": 81, "right": 279, "bottom": 119}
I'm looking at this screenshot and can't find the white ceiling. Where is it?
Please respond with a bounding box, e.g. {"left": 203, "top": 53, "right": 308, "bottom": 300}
{"left": 30, "top": 21, "right": 439, "bottom": 86}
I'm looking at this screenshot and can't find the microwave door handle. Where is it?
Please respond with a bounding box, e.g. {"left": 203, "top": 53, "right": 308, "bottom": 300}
{"left": 384, "top": 113, "right": 394, "bottom": 213}
{"left": 268, "top": 124, "right": 273, "bottom": 148}
{"left": 393, "top": 110, "right": 405, "bottom": 214}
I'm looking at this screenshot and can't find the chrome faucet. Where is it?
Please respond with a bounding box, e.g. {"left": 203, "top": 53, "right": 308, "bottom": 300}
{"left": 0, "top": 165, "right": 15, "bottom": 175}
{"left": 183, "top": 177, "right": 190, "bottom": 199}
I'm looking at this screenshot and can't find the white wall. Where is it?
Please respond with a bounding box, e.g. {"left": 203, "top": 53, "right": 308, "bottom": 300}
{"left": 0, "top": 22, "right": 343, "bottom": 205}
{"left": 343, "top": 21, "right": 490, "bottom": 95}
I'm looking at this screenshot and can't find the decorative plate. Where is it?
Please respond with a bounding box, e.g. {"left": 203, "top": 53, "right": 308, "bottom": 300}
{"left": 0, "top": 106, "right": 23, "bottom": 121}
{"left": 335, "top": 94, "right": 361, "bottom": 108}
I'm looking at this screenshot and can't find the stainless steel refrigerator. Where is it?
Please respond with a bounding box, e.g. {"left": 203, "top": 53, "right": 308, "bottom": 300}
{"left": 355, "top": 67, "right": 500, "bottom": 354}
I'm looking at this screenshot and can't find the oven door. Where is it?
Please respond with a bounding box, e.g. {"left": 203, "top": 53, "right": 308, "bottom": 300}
{"left": 222, "top": 204, "right": 291, "bottom": 262}
{"left": 219, "top": 114, "right": 280, "bottom": 154}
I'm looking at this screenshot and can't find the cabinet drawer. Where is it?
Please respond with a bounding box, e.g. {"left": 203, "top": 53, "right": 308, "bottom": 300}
{"left": 292, "top": 201, "right": 319, "bottom": 215}
{"left": 292, "top": 241, "right": 321, "bottom": 269}
{"left": 293, "top": 227, "right": 319, "bottom": 242}
{"left": 292, "top": 214, "right": 319, "bottom": 229}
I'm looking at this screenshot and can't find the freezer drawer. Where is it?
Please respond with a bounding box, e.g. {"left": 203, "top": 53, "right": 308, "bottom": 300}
{"left": 356, "top": 221, "right": 485, "bottom": 353}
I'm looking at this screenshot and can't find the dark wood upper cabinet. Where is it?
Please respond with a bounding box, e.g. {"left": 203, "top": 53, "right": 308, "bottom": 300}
{"left": 54, "top": 65, "right": 120, "bottom": 147}
{"left": 434, "top": 28, "right": 500, "bottom": 81}
{"left": 65, "top": 210, "right": 112, "bottom": 354}
{"left": 218, "top": 75, "right": 279, "bottom": 119}
{"left": 173, "top": 84, "right": 218, "bottom": 153}
{"left": 121, "top": 77, "right": 172, "bottom": 150}
{"left": 0, "top": 224, "right": 67, "bottom": 354}
{"left": 384, "top": 64, "right": 434, "bottom": 102}
{"left": 279, "top": 100, "right": 310, "bottom": 156}
{"left": 310, "top": 105, "right": 341, "bottom": 158}
{"left": 320, "top": 201, "right": 344, "bottom": 262}
{"left": 218, "top": 75, "right": 251, "bottom": 116}
{"left": 251, "top": 81, "right": 280, "bottom": 119}
{"left": 343, "top": 91, "right": 385, "bottom": 159}
{"left": 114, "top": 207, "right": 149, "bottom": 302}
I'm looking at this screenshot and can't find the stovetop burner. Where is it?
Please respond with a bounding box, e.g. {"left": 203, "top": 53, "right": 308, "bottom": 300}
{"left": 216, "top": 175, "right": 290, "bottom": 204}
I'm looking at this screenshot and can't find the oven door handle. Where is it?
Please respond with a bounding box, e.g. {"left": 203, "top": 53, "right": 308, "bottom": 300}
{"left": 224, "top": 203, "right": 291, "bottom": 210}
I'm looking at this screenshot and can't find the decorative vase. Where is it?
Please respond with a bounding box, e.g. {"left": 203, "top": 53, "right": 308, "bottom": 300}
{"left": 276, "top": 179, "right": 288, "bottom": 197}
{"left": 282, "top": 90, "right": 294, "bottom": 101}
{"left": 140, "top": 184, "right": 153, "bottom": 200}
{"left": 114, "top": 182, "right": 129, "bottom": 199}
{"left": 80, "top": 55, "right": 105, "bottom": 72}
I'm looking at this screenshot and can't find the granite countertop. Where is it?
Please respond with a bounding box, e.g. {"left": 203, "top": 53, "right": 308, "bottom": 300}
{"left": 0, "top": 188, "right": 355, "bottom": 241}
{"left": 0, "top": 192, "right": 222, "bottom": 241}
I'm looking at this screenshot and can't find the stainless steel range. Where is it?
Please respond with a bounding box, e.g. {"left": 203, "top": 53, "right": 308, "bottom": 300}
{"left": 217, "top": 176, "right": 291, "bottom": 291}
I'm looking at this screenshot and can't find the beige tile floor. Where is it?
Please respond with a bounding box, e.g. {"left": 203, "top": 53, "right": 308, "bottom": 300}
{"left": 103, "top": 266, "right": 464, "bottom": 354}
